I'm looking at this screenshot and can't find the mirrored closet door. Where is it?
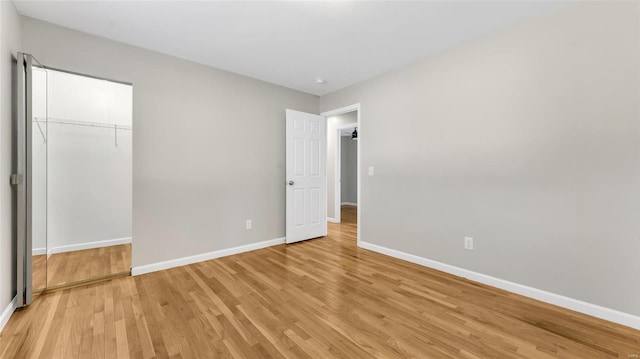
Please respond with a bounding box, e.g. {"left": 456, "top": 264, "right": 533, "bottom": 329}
{"left": 31, "top": 59, "right": 48, "bottom": 293}
{"left": 16, "top": 53, "right": 133, "bottom": 306}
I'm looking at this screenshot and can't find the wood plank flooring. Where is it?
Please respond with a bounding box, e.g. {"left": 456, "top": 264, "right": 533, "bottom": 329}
{"left": 45, "top": 244, "right": 132, "bottom": 287}
{"left": 32, "top": 244, "right": 132, "bottom": 290}
{"left": 1, "top": 206, "right": 638, "bottom": 358}
{"left": 32, "top": 254, "right": 46, "bottom": 291}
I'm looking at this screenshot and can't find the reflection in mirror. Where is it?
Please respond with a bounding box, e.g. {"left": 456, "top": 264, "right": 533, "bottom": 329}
{"left": 44, "top": 69, "right": 132, "bottom": 288}
{"left": 31, "top": 64, "right": 47, "bottom": 292}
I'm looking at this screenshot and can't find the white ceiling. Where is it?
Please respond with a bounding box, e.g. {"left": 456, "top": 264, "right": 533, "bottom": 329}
{"left": 13, "top": 1, "right": 572, "bottom": 96}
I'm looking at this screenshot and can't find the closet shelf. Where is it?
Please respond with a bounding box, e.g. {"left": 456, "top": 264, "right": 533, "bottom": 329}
{"left": 33, "top": 117, "right": 132, "bottom": 130}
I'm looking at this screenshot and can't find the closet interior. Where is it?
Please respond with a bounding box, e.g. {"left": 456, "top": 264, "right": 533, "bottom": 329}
{"left": 28, "top": 61, "right": 133, "bottom": 293}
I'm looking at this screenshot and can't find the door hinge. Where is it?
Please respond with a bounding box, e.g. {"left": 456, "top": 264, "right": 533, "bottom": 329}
{"left": 10, "top": 174, "right": 23, "bottom": 185}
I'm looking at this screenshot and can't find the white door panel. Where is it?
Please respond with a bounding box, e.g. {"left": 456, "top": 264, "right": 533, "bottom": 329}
{"left": 286, "top": 109, "right": 326, "bottom": 244}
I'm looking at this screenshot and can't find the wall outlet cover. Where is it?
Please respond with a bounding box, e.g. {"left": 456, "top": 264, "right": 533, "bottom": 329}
{"left": 464, "top": 237, "right": 474, "bottom": 250}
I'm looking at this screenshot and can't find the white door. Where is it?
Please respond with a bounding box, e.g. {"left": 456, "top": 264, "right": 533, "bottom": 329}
{"left": 286, "top": 109, "right": 327, "bottom": 244}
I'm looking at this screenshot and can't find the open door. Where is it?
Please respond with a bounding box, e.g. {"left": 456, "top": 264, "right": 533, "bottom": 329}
{"left": 285, "top": 109, "right": 327, "bottom": 244}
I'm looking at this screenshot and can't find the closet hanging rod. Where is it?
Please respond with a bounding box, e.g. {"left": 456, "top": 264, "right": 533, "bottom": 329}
{"left": 33, "top": 117, "right": 132, "bottom": 130}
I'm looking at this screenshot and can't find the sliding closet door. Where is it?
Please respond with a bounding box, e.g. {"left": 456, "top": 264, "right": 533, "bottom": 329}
{"left": 15, "top": 53, "right": 28, "bottom": 307}
{"left": 31, "top": 61, "right": 48, "bottom": 293}
{"left": 15, "top": 53, "right": 48, "bottom": 307}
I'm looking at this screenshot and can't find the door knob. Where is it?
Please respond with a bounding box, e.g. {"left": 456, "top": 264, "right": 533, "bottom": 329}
{"left": 288, "top": 180, "right": 294, "bottom": 186}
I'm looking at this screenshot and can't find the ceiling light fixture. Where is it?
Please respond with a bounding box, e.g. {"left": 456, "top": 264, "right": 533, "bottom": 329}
{"left": 315, "top": 78, "right": 326, "bottom": 85}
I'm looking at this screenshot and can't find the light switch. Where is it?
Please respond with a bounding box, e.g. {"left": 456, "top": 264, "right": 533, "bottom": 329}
{"left": 368, "top": 166, "right": 374, "bottom": 176}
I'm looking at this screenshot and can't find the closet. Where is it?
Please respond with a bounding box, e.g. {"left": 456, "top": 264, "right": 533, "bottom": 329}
{"left": 16, "top": 53, "right": 133, "bottom": 305}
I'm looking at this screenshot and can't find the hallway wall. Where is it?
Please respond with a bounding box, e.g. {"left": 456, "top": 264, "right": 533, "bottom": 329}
{"left": 340, "top": 136, "right": 357, "bottom": 205}
{"left": 326, "top": 112, "right": 356, "bottom": 220}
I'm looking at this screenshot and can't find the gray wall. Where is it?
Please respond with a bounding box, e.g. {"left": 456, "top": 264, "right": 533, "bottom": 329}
{"left": 320, "top": 2, "right": 640, "bottom": 316}
{"left": 21, "top": 17, "right": 318, "bottom": 270}
{"left": 0, "top": 0, "right": 21, "bottom": 318}
{"left": 340, "top": 136, "right": 357, "bottom": 204}
{"left": 326, "top": 112, "right": 357, "bottom": 219}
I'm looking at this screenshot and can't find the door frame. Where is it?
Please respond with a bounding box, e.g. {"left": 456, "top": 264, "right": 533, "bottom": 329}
{"left": 332, "top": 122, "right": 357, "bottom": 223}
{"left": 320, "top": 104, "right": 361, "bottom": 246}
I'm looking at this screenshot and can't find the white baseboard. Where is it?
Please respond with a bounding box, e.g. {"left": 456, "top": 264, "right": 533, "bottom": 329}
{"left": 132, "top": 237, "right": 285, "bottom": 276}
{"left": 341, "top": 202, "right": 357, "bottom": 206}
{"left": 0, "top": 296, "right": 17, "bottom": 333}
{"left": 32, "top": 247, "right": 46, "bottom": 256}
{"left": 48, "top": 237, "right": 132, "bottom": 256}
{"left": 359, "top": 241, "right": 640, "bottom": 330}
{"left": 327, "top": 217, "right": 339, "bottom": 223}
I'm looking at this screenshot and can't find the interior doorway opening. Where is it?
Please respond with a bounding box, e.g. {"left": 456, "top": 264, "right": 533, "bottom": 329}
{"left": 325, "top": 112, "right": 358, "bottom": 223}
{"left": 321, "top": 104, "right": 361, "bottom": 245}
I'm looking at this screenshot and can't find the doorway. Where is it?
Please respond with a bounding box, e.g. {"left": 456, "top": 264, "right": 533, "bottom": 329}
{"left": 321, "top": 104, "right": 361, "bottom": 244}
{"left": 41, "top": 68, "right": 133, "bottom": 288}
{"left": 283, "top": 105, "right": 361, "bottom": 246}
{"left": 338, "top": 127, "right": 358, "bottom": 209}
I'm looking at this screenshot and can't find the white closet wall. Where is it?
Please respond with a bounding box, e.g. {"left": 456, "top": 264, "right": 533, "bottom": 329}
{"left": 46, "top": 70, "right": 132, "bottom": 254}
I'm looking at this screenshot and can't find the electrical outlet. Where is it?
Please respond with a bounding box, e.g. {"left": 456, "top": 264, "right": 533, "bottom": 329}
{"left": 246, "top": 219, "right": 252, "bottom": 230}
{"left": 464, "top": 237, "right": 474, "bottom": 250}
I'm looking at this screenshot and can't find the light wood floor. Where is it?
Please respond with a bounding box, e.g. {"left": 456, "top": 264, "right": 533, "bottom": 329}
{"left": 32, "top": 254, "right": 47, "bottom": 291}
{"left": 1, "top": 206, "right": 638, "bottom": 358}
{"left": 32, "top": 244, "right": 132, "bottom": 289}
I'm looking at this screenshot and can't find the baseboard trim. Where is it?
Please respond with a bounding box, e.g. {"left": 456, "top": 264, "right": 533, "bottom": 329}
{"left": 32, "top": 247, "right": 46, "bottom": 256}
{"left": 359, "top": 241, "right": 640, "bottom": 330}
{"left": 341, "top": 202, "right": 357, "bottom": 206}
{"left": 0, "top": 296, "right": 17, "bottom": 333}
{"left": 48, "top": 237, "right": 132, "bottom": 256}
{"left": 327, "top": 217, "right": 339, "bottom": 223}
{"left": 132, "top": 237, "right": 285, "bottom": 276}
